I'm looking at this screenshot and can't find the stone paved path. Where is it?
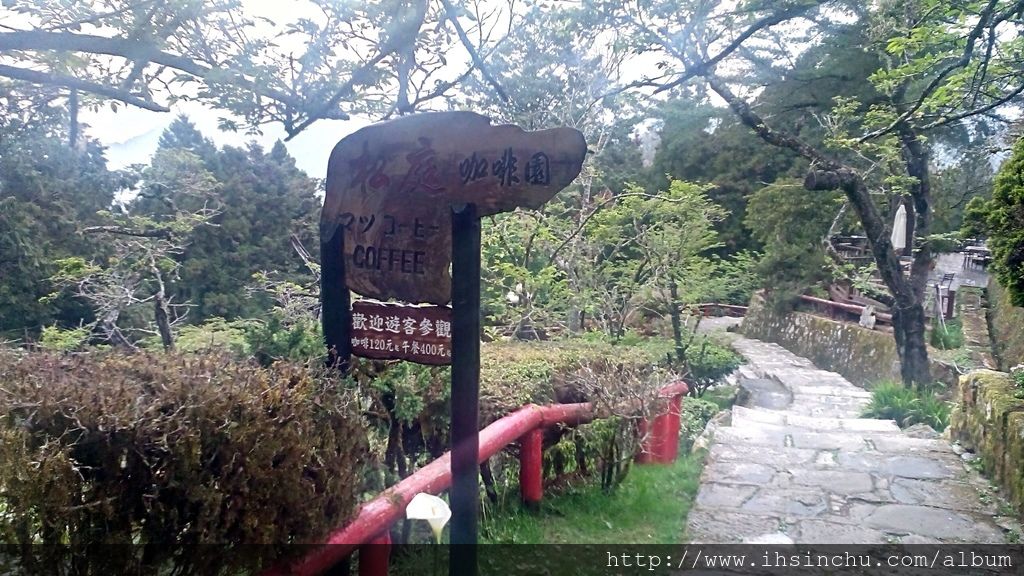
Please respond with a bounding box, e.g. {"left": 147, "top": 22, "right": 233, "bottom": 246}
{"left": 686, "top": 337, "right": 1013, "bottom": 544}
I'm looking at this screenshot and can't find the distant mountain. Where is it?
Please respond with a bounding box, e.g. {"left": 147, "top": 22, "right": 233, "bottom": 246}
{"left": 103, "top": 122, "right": 169, "bottom": 169}
{"left": 89, "top": 108, "right": 361, "bottom": 177}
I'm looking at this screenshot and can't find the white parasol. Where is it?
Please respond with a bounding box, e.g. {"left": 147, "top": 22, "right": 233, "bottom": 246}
{"left": 891, "top": 204, "right": 907, "bottom": 252}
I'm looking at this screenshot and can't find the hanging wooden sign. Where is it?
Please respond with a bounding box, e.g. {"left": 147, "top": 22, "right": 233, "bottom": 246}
{"left": 349, "top": 300, "right": 452, "bottom": 365}
{"left": 322, "top": 111, "right": 587, "bottom": 305}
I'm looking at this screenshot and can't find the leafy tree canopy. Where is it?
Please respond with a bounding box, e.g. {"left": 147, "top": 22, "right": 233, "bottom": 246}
{"left": 0, "top": 0, "right": 523, "bottom": 137}
{"left": 133, "top": 116, "right": 320, "bottom": 320}
{"left": 0, "top": 99, "right": 127, "bottom": 336}
{"left": 971, "top": 136, "right": 1024, "bottom": 305}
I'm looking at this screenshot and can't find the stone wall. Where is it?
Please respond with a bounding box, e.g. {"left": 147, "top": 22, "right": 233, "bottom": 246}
{"left": 741, "top": 295, "right": 957, "bottom": 387}
{"left": 949, "top": 370, "right": 1024, "bottom": 508}
{"left": 958, "top": 286, "right": 997, "bottom": 370}
{"left": 740, "top": 295, "right": 901, "bottom": 387}
{"left": 988, "top": 277, "right": 1024, "bottom": 371}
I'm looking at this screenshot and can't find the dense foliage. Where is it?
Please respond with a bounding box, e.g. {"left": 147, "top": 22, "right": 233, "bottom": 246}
{"left": 746, "top": 181, "right": 844, "bottom": 305}
{"left": 0, "top": 350, "right": 366, "bottom": 574}
{"left": 0, "top": 105, "right": 125, "bottom": 335}
{"left": 863, "top": 380, "right": 951, "bottom": 431}
{"left": 970, "top": 136, "right": 1024, "bottom": 306}
{"left": 134, "top": 117, "right": 321, "bottom": 320}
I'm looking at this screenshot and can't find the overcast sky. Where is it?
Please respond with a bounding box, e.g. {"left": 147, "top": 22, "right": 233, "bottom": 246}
{"left": 85, "top": 101, "right": 366, "bottom": 178}
{"left": 79, "top": 1, "right": 368, "bottom": 178}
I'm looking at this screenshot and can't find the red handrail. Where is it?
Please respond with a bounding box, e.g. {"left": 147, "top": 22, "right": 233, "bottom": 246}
{"left": 264, "top": 382, "right": 688, "bottom": 576}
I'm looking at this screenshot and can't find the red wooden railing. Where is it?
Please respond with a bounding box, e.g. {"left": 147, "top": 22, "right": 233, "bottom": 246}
{"left": 264, "top": 381, "right": 689, "bottom": 576}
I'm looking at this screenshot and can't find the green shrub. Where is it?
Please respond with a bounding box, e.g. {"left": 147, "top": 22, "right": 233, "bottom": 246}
{"left": 1009, "top": 365, "right": 1024, "bottom": 399}
{"left": 929, "top": 316, "right": 964, "bottom": 350}
{"left": 245, "top": 314, "right": 325, "bottom": 366}
{"left": 349, "top": 338, "right": 674, "bottom": 504}
{"left": 863, "top": 380, "right": 950, "bottom": 431}
{"left": 136, "top": 317, "right": 257, "bottom": 355}
{"left": 1010, "top": 365, "right": 1024, "bottom": 388}
{"left": 977, "top": 136, "right": 1024, "bottom": 306}
{"left": 863, "top": 381, "right": 920, "bottom": 426}
{"left": 926, "top": 233, "right": 960, "bottom": 255}
{"left": 915, "top": 394, "right": 951, "bottom": 431}
{"left": 679, "top": 397, "right": 720, "bottom": 452}
{"left": 38, "top": 324, "right": 90, "bottom": 351}
{"left": 478, "top": 339, "right": 672, "bottom": 423}
{"left": 686, "top": 340, "right": 743, "bottom": 396}
{"left": 0, "top": 349, "right": 367, "bottom": 575}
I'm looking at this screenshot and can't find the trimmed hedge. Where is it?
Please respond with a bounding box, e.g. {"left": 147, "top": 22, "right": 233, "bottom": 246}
{"left": 0, "top": 350, "right": 366, "bottom": 575}
{"left": 479, "top": 339, "right": 673, "bottom": 422}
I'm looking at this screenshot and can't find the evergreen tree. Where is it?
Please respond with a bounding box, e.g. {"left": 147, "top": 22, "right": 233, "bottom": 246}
{"left": 974, "top": 136, "right": 1024, "bottom": 305}
{"left": 651, "top": 102, "right": 803, "bottom": 254}
{"left": 0, "top": 101, "right": 125, "bottom": 336}
{"left": 133, "top": 118, "right": 320, "bottom": 321}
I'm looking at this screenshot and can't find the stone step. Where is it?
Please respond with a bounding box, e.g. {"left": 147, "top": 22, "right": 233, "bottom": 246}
{"left": 737, "top": 378, "right": 871, "bottom": 418}
{"left": 790, "top": 383, "right": 871, "bottom": 399}
{"left": 784, "top": 399, "right": 871, "bottom": 419}
{"left": 712, "top": 423, "right": 952, "bottom": 454}
{"left": 703, "top": 443, "right": 969, "bottom": 484}
{"left": 736, "top": 365, "right": 760, "bottom": 380}
{"left": 732, "top": 405, "right": 901, "bottom": 434}
{"left": 687, "top": 489, "right": 1007, "bottom": 544}
{"left": 692, "top": 335, "right": 1011, "bottom": 545}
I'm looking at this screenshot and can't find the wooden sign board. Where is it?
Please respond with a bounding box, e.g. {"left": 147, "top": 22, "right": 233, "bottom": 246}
{"left": 322, "top": 111, "right": 587, "bottom": 305}
{"left": 349, "top": 300, "right": 452, "bottom": 365}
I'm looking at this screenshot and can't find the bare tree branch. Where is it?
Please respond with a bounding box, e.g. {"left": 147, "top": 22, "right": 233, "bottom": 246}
{"left": 652, "top": 1, "right": 826, "bottom": 94}
{"left": 0, "top": 30, "right": 347, "bottom": 121}
{"left": 439, "top": 0, "right": 509, "bottom": 102}
{"left": 0, "top": 64, "right": 168, "bottom": 112}
{"left": 81, "top": 225, "right": 173, "bottom": 238}
{"left": 858, "top": 0, "right": 1012, "bottom": 141}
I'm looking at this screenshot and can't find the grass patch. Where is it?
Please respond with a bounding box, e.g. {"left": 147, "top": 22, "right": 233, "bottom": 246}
{"left": 386, "top": 452, "right": 707, "bottom": 576}
{"left": 929, "top": 316, "right": 964, "bottom": 350}
{"left": 701, "top": 385, "right": 738, "bottom": 411}
{"left": 480, "top": 451, "right": 705, "bottom": 545}
{"left": 386, "top": 392, "right": 723, "bottom": 576}
{"left": 863, "top": 380, "right": 951, "bottom": 431}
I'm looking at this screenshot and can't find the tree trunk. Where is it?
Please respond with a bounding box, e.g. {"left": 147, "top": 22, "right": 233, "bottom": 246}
{"left": 567, "top": 308, "right": 582, "bottom": 333}
{"left": 896, "top": 123, "right": 935, "bottom": 386}
{"left": 669, "top": 280, "right": 684, "bottom": 365}
{"left": 806, "top": 170, "right": 932, "bottom": 386}
{"left": 154, "top": 296, "right": 174, "bottom": 351}
{"left": 892, "top": 302, "right": 931, "bottom": 387}
{"left": 704, "top": 75, "right": 934, "bottom": 386}
{"left": 100, "top": 308, "right": 136, "bottom": 351}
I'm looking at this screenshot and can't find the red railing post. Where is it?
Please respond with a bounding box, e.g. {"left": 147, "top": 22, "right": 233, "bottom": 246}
{"left": 652, "top": 410, "right": 670, "bottom": 463}
{"left": 638, "top": 383, "right": 688, "bottom": 465}
{"left": 358, "top": 531, "right": 391, "bottom": 576}
{"left": 659, "top": 395, "right": 683, "bottom": 463}
{"left": 519, "top": 427, "right": 543, "bottom": 509}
